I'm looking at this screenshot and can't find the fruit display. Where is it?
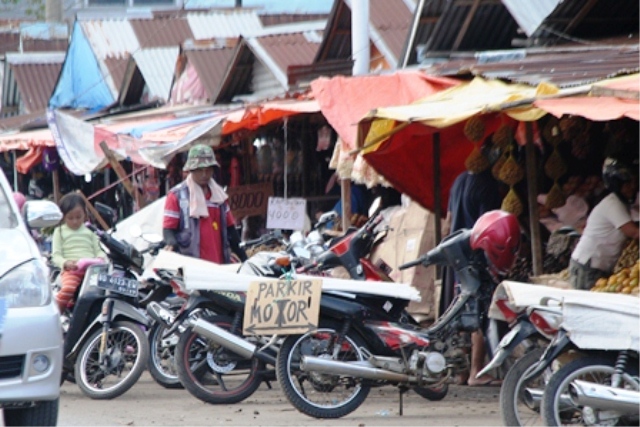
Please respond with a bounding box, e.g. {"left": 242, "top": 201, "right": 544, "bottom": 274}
{"left": 542, "top": 117, "right": 563, "bottom": 146}
{"left": 464, "top": 144, "right": 490, "bottom": 173}
{"left": 559, "top": 116, "right": 589, "bottom": 141}
{"left": 614, "top": 239, "right": 639, "bottom": 273}
{"left": 491, "top": 151, "right": 507, "bottom": 180}
{"left": 491, "top": 124, "right": 514, "bottom": 149}
{"left": 498, "top": 151, "right": 524, "bottom": 186}
{"left": 544, "top": 148, "right": 567, "bottom": 181}
{"left": 544, "top": 182, "right": 566, "bottom": 210}
{"left": 464, "top": 116, "right": 485, "bottom": 142}
{"left": 591, "top": 260, "right": 640, "bottom": 296}
{"left": 571, "top": 130, "right": 591, "bottom": 159}
{"left": 501, "top": 187, "right": 523, "bottom": 217}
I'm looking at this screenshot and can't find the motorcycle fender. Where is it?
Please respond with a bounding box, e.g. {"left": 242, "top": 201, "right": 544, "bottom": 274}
{"left": 68, "top": 299, "right": 149, "bottom": 356}
{"left": 523, "top": 330, "right": 571, "bottom": 381}
{"left": 164, "top": 295, "right": 213, "bottom": 336}
{"left": 477, "top": 320, "right": 538, "bottom": 377}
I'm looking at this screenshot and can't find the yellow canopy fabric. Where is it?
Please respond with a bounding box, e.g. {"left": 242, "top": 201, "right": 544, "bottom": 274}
{"left": 360, "top": 77, "right": 558, "bottom": 153}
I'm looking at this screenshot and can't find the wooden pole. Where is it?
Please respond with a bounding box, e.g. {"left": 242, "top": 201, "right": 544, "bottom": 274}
{"left": 341, "top": 178, "right": 352, "bottom": 231}
{"left": 52, "top": 169, "right": 60, "bottom": 204}
{"left": 75, "top": 190, "right": 110, "bottom": 231}
{"left": 99, "top": 141, "right": 144, "bottom": 209}
{"left": 433, "top": 133, "right": 442, "bottom": 283}
{"left": 525, "top": 122, "right": 543, "bottom": 276}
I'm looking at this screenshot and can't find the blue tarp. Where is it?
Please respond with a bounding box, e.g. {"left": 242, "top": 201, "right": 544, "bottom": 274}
{"left": 49, "top": 21, "right": 114, "bottom": 110}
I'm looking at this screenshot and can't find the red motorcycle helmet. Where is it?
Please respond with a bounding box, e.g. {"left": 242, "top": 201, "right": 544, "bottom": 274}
{"left": 470, "top": 210, "right": 520, "bottom": 277}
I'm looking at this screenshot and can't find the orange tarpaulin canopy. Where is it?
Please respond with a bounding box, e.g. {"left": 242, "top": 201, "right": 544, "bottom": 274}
{"left": 222, "top": 99, "right": 320, "bottom": 135}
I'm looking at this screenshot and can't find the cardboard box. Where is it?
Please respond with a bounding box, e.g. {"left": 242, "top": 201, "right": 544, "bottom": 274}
{"left": 370, "top": 200, "right": 443, "bottom": 323}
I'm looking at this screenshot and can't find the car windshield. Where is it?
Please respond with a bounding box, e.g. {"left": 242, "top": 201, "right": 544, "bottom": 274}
{"left": 0, "top": 186, "right": 18, "bottom": 229}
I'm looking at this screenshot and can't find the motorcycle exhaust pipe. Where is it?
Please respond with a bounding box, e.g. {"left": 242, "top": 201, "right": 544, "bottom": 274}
{"left": 523, "top": 387, "right": 594, "bottom": 412}
{"left": 301, "top": 356, "right": 413, "bottom": 383}
{"left": 569, "top": 379, "right": 640, "bottom": 415}
{"left": 192, "top": 318, "right": 256, "bottom": 359}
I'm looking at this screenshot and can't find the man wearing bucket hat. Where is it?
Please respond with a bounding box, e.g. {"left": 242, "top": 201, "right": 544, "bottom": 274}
{"left": 162, "top": 144, "right": 247, "bottom": 263}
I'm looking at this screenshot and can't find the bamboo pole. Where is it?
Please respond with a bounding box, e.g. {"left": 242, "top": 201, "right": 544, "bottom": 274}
{"left": 525, "top": 122, "right": 543, "bottom": 276}
{"left": 75, "top": 190, "right": 110, "bottom": 231}
{"left": 99, "top": 141, "right": 144, "bottom": 209}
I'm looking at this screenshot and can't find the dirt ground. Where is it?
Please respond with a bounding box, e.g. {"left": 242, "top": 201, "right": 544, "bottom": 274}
{"left": 54, "top": 372, "right": 504, "bottom": 427}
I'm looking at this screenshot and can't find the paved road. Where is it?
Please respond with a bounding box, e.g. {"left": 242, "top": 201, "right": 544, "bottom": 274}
{"left": 56, "top": 372, "right": 504, "bottom": 426}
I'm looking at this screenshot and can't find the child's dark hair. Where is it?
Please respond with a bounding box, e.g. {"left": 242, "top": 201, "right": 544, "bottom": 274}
{"left": 58, "top": 193, "right": 86, "bottom": 220}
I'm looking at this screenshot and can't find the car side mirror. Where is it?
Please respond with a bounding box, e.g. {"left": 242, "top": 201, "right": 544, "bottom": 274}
{"left": 24, "top": 200, "right": 63, "bottom": 229}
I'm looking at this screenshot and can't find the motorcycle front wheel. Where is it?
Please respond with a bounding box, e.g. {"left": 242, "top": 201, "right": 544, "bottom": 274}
{"left": 276, "top": 319, "right": 371, "bottom": 419}
{"left": 541, "top": 355, "right": 639, "bottom": 426}
{"left": 175, "top": 314, "right": 264, "bottom": 404}
{"left": 74, "top": 321, "right": 149, "bottom": 399}
{"left": 500, "top": 347, "right": 546, "bottom": 426}
{"left": 148, "top": 321, "right": 183, "bottom": 389}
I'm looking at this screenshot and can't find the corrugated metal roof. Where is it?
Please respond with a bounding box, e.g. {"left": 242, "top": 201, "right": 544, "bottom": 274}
{"left": 215, "top": 44, "right": 254, "bottom": 104}
{"left": 6, "top": 52, "right": 65, "bottom": 113}
{"left": 81, "top": 19, "right": 140, "bottom": 59}
{"left": 368, "top": 0, "right": 414, "bottom": 65}
{"left": 534, "top": 0, "right": 639, "bottom": 41}
{"left": 130, "top": 16, "right": 193, "bottom": 48}
{"left": 425, "top": 45, "right": 640, "bottom": 88}
{"left": 259, "top": 13, "right": 329, "bottom": 27}
{"left": 185, "top": 46, "right": 236, "bottom": 100}
{"left": 314, "top": 0, "right": 413, "bottom": 70}
{"left": 403, "top": 0, "right": 520, "bottom": 66}
{"left": 0, "top": 30, "right": 20, "bottom": 56}
{"left": 187, "top": 10, "right": 264, "bottom": 40}
{"left": 104, "top": 56, "right": 131, "bottom": 95}
{"left": 133, "top": 47, "right": 180, "bottom": 102}
{"left": 249, "top": 32, "right": 322, "bottom": 88}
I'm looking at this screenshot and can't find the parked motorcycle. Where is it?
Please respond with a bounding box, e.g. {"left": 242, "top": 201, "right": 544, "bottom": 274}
{"left": 61, "top": 220, "right": 167, "bottom": 399}
{"left": 191, "top": 210, "right": 520, "bottom": 418}
{"left": 531, "top": 295, "right": 640, "bottom": 426}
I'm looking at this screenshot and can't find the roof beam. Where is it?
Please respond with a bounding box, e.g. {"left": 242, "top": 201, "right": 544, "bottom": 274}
{"left": 452, "top": 0, "right": 481, "bottom": 51}
{"left": 565, "top": 0, "right": 599, "bottom": 33}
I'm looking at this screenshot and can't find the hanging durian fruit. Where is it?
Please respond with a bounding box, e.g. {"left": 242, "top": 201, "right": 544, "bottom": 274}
{"left": 502, "top": 187, "right": 524, "bottom": 216}
{"left": 491, "top": 151, "right": 508, "bottom": 180}
{"left": 559, "top": 116, "right": 588, "bottom": 141}
{"left": 544, "top": 147, "right": 567, "bottom": 181}
{"left": 498, "top": 148, "right": 524, "bottom": 186}
{"left": 492, "top": 124, "right": 513, "bottom": 150}
{"left": 545, "top": 181, "right": 566, "bottom": 209}
{"left": 542, "top": 117, "right": 563, "bottom": 146}
{"left": 465, "top": 143, "right": 490, "bottom": 173}
{"left": 464, "top": 116, "right": 485, "bottom": 142}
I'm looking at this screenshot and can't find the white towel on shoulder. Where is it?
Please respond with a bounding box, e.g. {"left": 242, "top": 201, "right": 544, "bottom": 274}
{"left": 186, "top": 174, "right": 228, "bottom": 218}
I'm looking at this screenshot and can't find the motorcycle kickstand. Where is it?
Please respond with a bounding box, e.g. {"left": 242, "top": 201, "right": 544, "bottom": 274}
{"left": 398, "top": 385, "right": 409, "bottom": 416}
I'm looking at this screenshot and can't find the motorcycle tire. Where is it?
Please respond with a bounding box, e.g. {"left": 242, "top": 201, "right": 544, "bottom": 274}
{"left": 541, "top": 355, "right": 639, "bottom": 427}
{"left": 500, "top": 347, "right": 547, "bottom": 427}
{"left": 175, "top": 314, "right": 264, "bottom": 404}
{"left": 276, "top": 319, "right": 371, "bottom": 419}
{"left": 413, "top": 384, "right": 449, "bottom": 401}
{"left": 74, "top": 320, "right": 149, "bottom": 400}
{"left": 148, "top": 321, "right": 183, "bottom": 389}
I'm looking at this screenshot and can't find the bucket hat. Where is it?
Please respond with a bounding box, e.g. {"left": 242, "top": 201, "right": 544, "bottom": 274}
{"left": 183, "top": 144, "right": 219, "bottom": 171}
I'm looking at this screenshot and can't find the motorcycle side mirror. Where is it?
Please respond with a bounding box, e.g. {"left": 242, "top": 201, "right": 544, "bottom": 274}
{"left": 317, "top": 211, "right": 338, "bottom": 226}
{"left": 95, "top": 202, "right": 117, "bottom": 229}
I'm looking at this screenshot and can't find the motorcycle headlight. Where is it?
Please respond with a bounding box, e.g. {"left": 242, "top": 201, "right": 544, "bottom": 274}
{"left": 0, "top": 260, "right": 50, "bottom": 308}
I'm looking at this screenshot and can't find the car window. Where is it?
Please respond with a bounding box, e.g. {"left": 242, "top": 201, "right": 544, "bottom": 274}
{"left": 0, "top": 186, "right": 18, "bottom": 229}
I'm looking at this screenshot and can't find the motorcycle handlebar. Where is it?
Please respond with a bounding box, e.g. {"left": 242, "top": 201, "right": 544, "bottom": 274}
{"left": 398, "top": 258, "right": 423, "bottom": 270}
{"left": 240, "top": 232, "right": 282, "bottom": 249}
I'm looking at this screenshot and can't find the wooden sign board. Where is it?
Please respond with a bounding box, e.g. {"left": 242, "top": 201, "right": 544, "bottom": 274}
{"left": 243, "top": 278, "right": 322, "bottom": 335}
{"left": 266, "top": 197, "right": 306, "bottom": 230}
{"left": 227, "top": 182, "right": 273, "bottom": 219}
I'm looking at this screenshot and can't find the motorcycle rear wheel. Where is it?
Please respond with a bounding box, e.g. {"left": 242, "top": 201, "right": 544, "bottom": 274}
{"left": 74, "top": 321, "right": 149, "bottom": 400}
{"left": 276, "top": 319, "right": 371, "bottom": 419}
{"left": 175, "top": 314, "right": 264, "bottom": 404}
{"left": 541, "top": 355, "right": 639, "bottom": 426}
{"left": 500, "top": 347, "right": 546, "bottom": 426}
{"left": 148, "top": 321, "right": 183, "bottom": 389}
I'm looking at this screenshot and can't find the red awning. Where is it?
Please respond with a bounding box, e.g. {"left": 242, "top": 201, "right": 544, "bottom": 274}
{"left": 535, "top": 96, "right": 639, "bottom": 121}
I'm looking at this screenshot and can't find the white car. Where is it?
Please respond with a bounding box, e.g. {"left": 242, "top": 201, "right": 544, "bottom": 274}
{"left": 0, "top": 170, "right": 63, "bottom": 426}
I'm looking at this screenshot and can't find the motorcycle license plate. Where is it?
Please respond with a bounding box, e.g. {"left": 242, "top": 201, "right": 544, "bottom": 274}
{"left": 498, "top": 327, "right": 518, "bottom": 348}
{"left": 0, "top": 297, "right": 6, "bottom": 337}
{"left": 97, "top": 274, "right": 139, "bottom": 297}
